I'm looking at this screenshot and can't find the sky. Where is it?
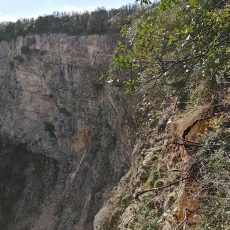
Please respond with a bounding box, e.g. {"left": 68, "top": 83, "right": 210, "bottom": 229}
{"left": 0, "top": 0, "right": 136, "bottom": 22}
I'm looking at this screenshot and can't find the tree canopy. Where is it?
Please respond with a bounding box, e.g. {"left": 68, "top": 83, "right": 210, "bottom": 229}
{"left": 109, "top": 0, "right": 229, "bottom": 102}
{"left": 0, "top": 4, "right": 137, "bottom": 42}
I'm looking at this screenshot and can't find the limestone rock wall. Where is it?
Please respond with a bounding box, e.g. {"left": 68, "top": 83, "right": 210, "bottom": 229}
{"left": 0, "top": 33, "right": 133, "bottom": 230}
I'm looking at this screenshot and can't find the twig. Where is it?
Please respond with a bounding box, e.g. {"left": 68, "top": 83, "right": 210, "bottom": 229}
{"left": 184, "top": 140, "right": 202, "bottom": 144}
{"left": 134, "top": 176, "right": 190, "bottom": 199}
{"left": 134, "top": 52, "right": 207, "bottom": 93}
{"left": 134, "top": 37, "right": 228, "bottom": 93}
{"left": 172, "top": 141, "right": 202, "bottom": 147}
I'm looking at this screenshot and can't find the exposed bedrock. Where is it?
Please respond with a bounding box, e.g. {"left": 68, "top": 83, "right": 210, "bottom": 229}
{"left": 0, "top": 33, "right": 134, "bottom": 230}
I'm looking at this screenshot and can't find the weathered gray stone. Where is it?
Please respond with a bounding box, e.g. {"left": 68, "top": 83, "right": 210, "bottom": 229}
{"left": 0, "top": 34, "right": 134, "bottom": 230}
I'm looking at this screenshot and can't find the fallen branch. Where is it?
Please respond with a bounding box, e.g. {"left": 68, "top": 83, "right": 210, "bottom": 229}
{"left": 172, "top": 141, "right": 202, "bottom": 147}
{"left": 134, "top": 176, "right": 190, "bottom": 199}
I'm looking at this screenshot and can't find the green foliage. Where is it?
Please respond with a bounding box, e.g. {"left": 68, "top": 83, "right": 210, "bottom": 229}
{"left": 177, "top": 91, "right": 189, "bottom": 110}
{"left": 87, "top": 8, "right": 108, "bottom": 34}
{"left": 199, "top": 198, "right": 230, "bottom": 230}
{"left": 110, "top": 0, "right": 230, "bottom": 96}
{"left": 208, "top": 157, "right": 229, "bottom": 172}
{"left": 0, "top": 5, "right": 137, "bottom": 42}
{"left": 134, "top": 196, "right": 158, "bottom": 230}
{"left": 154, "top": 179, "right": 165, "bottom": 188}
{"left": 196, "top": 122, "right": 230, "bottom": 229}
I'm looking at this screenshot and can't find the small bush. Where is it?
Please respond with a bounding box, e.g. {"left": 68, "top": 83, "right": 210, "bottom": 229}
{"left": 21, "top": 46, "right": 32, "bottom": 55}
{"left": 44, "top": 121, "right": 56, "bottom": 138}
{"left": 135, "top": 196, "right": 158, "bottom": 230}
{"left": 9, "top": 61, "right": 14, "bottom": 69}
{"left": 13, "top": 55, "right": 24, "bottom": 63}
{"left": 197, "top": 123, "right": 230, "bottom": 229}
{"left": 59, "top": 108, "right": 71, "bottom": 117}
{"left": 154, "top": 179, "right": 165, "bottom": 188}
{"left": 21, "top": 46, "right": 40, "bottom": 56}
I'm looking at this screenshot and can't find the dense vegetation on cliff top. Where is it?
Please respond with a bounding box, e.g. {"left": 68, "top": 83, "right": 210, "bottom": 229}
{"left": 0, "top": 4, "right": 137, "bottom": 42}
{"left": 110, "top": 0, "right": 229, "bottom": 100}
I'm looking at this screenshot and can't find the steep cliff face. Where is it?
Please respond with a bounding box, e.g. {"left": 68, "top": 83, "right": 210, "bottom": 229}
{"left": 0, "top": 34, "right": 134, "bottom": 230}
{"left": 94, "top": 95, "right": 230, "bottom": 230}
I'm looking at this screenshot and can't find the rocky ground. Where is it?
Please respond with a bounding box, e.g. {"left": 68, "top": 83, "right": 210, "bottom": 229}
{"left": 94, "top": 92, "right": 230, "bottom": 230}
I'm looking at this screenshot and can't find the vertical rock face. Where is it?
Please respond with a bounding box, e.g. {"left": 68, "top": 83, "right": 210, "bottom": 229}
{"left": 0, "top": 34, "right": 133, "bottom": 230}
